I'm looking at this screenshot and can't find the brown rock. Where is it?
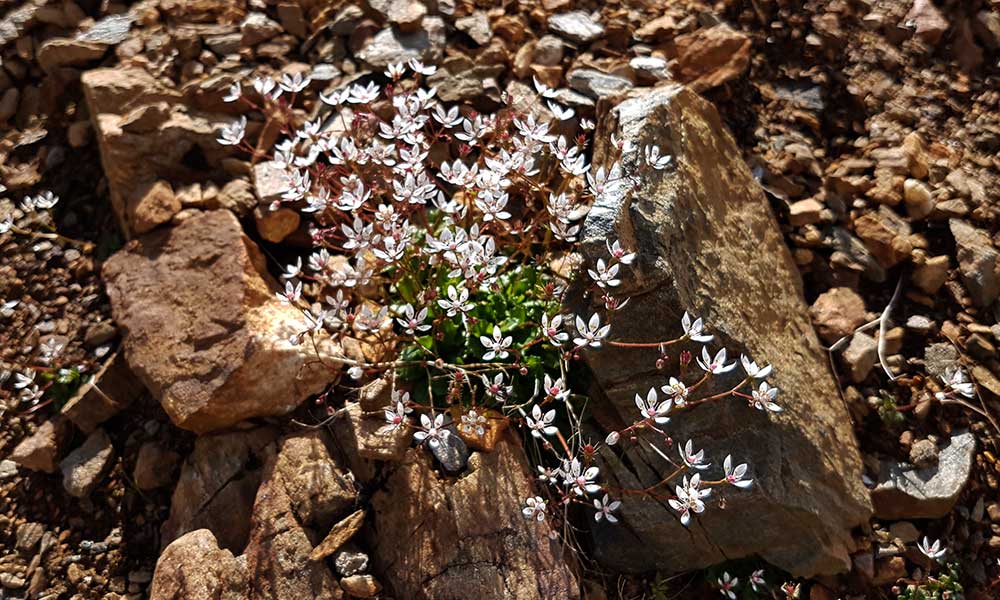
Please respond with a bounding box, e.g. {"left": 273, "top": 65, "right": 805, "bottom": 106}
{"left": 241, "top": 12, "right": 282, "bottom": 46}
{"left": 634, "top": 15, "right": 680, "bottom": 41}
{"left": 161, "top": 427, "right": 277, "bottom": 552}
{"left": 271, "top": 430, "right": 356, "bottom": 528}
{"left": 309, "top": 509, "right": 364, "bottom": 561}
{"left": 60, "top": 352, "right": 144, "bottom": 433}
{"left": 873, "top": 556, "right": 906, "bottom": 585}
{"left": 455, "top": 11, "right": 491, "bottom": 45}
{"left": 810, "top": 287, "right": 867, "bottom": 344}
{"left": 950, "top": 219, "right": 1000, "bottom": 307}
{"left": 254, "top": 205, "right": 301, "bottom": 243}
{"left": 340, "top": 575, "right": 381, "bottom": 598}
{"left": 853, "top": 207, "right": 912, "bottom": 267}
{"left": 134, "top": 442, "right": 181, "bottom": 491}
{"left": 103, "top": 210, "right": 342, "bottom": 433}
{"left": 60, "top": 428, "right": 114, "bottom": 498}
{"left": 903, "top": 179, "right": 934, "bottom": 219}
{"left": 674, "top": 25, "right": 751, "bottom": 91}
{"left": 331, "top": 402, "right": 411, "bottom": 481}
{"left": 149, "top": 529, "right": 248, "bottom": 600}
{"left": 841, "top": 332, "right": 877, "bottom": 383}
{"left": 789, "top": 198, "right": 823, "bottom": 226}
{"left": 36, "top": 38, "right": 107, "bottom": 72}
{"left": 244, "top": 435, "right": 340, "bottom": 599}
{"left": 580, "top": 84, "right": 870, "bottom": 576}
{"left": 905, "top": 0, "right": 949, "bottom": 45}
{"left": 370, "top": 436, "right": 579, "bottom": 599}
{"left": 10, "top": 416, "right": 72, "bottom": 474}
{"left": 129, "top": 180, "right": 180, "bottom": 234}
{"left": 912, "top": 255, "right": 949, "bottom": 294}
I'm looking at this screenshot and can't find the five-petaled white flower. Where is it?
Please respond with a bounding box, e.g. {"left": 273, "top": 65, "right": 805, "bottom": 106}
{"left": 634, "top": 387, "right": 671, "bottom": 424}
{"left": 918, "top": 536, "right": 947, "bottom": 560}
{"left": 750, "top": 381, "right": 783, "bottom": 412}
{"left": 408, "top": 59, "right": 436, "bottom": 76}
{"left": 749, "top": 569, "right": 765, "bottom": 592}
{"left": 562, "top": 457, "right": 601, "bottom": 496}
{"left": 644, "top": 145, "right": 673, "bottom": 170}
{"left": 480, "top": 325, "right": 513, "bottom": 360}
{"left": 938, "top": 366, "right": 974, "bottom": 399}
{"left": 697, "top": 347, "right": 736, "bottom": 375}
{"left": 573, "top": 313, "right": 610, "bottom": 349}
{"left": 723, "top": 455, "right": 752, "bottom": 489}
{"left": 384, "top": 401, "right": 409, "bottom": 431}
{"left": 680, "top": 312, "right": 714, "bottom": 343}
{"left": 482, "top": 372, "right": 512, "bottom": 401}
{"left": 522, "top": 496, "right": 547, "bottom": 521}
{"left": 526, "top": 404, "right": 558, "bottom": 438}
{"left": 606, "top": 239, "right": 636, "bottom": 265}
{"left": 395, "top": 304, "right": 431, "bottom": 335}
{"left": 740, "top": 354, "right": 773, "bottom": 379}
{"left": 717, "top": 572, "right": 738, "bottom": 599}
{"left": 460, "top": 409, "right": 487, "bottom": 437}
{"left": 276, "top": 280, "right": 301, "bottom": 304}
{"left": 660, "top": 377, "right": 689, "bottom": 405}
{"left": 542, "top": 374, "right": 570, "bottom": 402}
{"left": 593, "top": 494, "right": 621, "bottom": 523}
{"left": 680, "top": 439, "right": 710, "bottom": 470}
{"left": 587, "top": 259, "right": 621, "bottom": 289}
{"left": 541, "top": 313, "right": 569, "bottom": 346}
{"left": 668, "top": 474, "right": 710, "bottom": 526}
{"left": 437, "top": 285, "right": 473, "bottom": 317}
{"left": 413, "top": 413, "right": 449, "bottom": 448}
{"left": 217, "top": 116, "right": 247, "bottom": 146}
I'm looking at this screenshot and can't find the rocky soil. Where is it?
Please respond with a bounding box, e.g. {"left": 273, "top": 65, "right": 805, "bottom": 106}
{"left": 1, "top": 0, "right": 998, "bottom": 598}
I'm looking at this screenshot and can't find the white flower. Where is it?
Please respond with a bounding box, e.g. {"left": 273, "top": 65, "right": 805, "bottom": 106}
{"left": 347, "top": 366, "right": 364, "bottom": 380}
{"left": 413, "top": 413, "right": 449, "bottom": 448}
{"left": 750, "top": 381, "right": 783, "bottom": 412}
{"left": 697, "top": 347, "right": 736, "bottom": 375}
{"left": 680, "top": 439, "right": 710, "bottom": 470}
{"left": 223, "top": 82, "right": 241, "bottom": 102}
{"left": 460, "top": 409, "right": 487, "bottom": 437}
{"left": 276, "top": 280, "right": 301, "bottom": 304}
{"left": 547, "top": 102, "right": 574, "bottom": 121}
{"left": 593, "top": 494, "right": 621, "bottom": 523}
{"left": 526, "top": 404, "right": 558, "bottom": 438}
{"left": 384, "top": 401, "right": 408, "bottom": 431}
{"left": 480, "top": 325, "right": 513, "bottom": 361}
{"left": 939, "top": 366, "right": 974, "bottom": 399}
{"left": 437, "top": 285, "right": 473, "bottom": 317}
{"left": 408, "top": 59, "right": 436, "bottom": 75}
{"left": 541, "top": 313, "right": 569, "bottom": 346}
{"left": 587, "top": 259, "right": 620, "bottom": 289}
{"left": 660, "top": 377, "right": 689, "bottom": 405}
{"left": 253, "top": 76, "right": 282, "bottom": 100}
{"left": 717, "top": 572, "right": 738, "bottom": 599}
{"left": 644, "top": 145, "right": 673, "bottom": 170}
{"left": 562, "top": 457, "right": 601, "bottom": 496}
{"left": 279, "top": 71, "right": 311, "bottom": 93}
{"left": 281, "top": 257, "right": 302, "bottom": 280}
{"left": 573, "top": 313, "right": 610, "bottom": 349}
{"left": 217, "top": 116, "right": 247, "bottom": 146}
{"left": 723, "top": 455, "right": 752, "bottom": 489}
{"left": 749, "top": 569, "right": 765, "bottom": 592}
{"left": 395, "top": 304, "right": 431, "bottom": 335}
{"left": 918, "top": 536, "right": 946, "bottom": 560}
{"left": 634, "top": 387, "right": 671, "bottom": 424}
{"left": 348, "top": 81, "right": 380, "bottom": 104}
{"left": 542, "top": 374, "right": 570, "bottom": 402}
{"left": 14, "top": 371, "right": 35, "bottom": 389}
{"left": 606, "top": 239, "right": 636, "bottom": 265}
{"left": 33, "top": 191, "right": 58, "bottom": 209}
{"left": 580, "top": 118, "right": 595, "bottom": 130}
{"left": 740, "top": 354, "right": 773, "bottom": 379}
{"left": 668, "top": 474, "right": 710, "bottom": 526}
{"left": 532, "top": 76, "right": 558, "bottom": 99}
{"left": 0, "top": 215, "right": 12, "bottom": 234}
{"left": 482, "top": 372, "right": 512, "bottom": 401}
{"left": 522, "top": 496, "right": 547, "bottom": 521}
{"left": 681, "top": 311, "right": 714, "bottom": 343}
{"left": 384, "top": 62, "right": 406, "bottom": 79}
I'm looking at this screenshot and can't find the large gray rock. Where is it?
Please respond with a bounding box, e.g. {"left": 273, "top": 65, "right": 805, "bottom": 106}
{"left": 357, "top": 17, "right": 445, "bottom": 69}
{"left": 576, "top": 84, "right": 871, "bottom": 576}
{"left": 950, "top": 219, "right": 999, "bottom": 307}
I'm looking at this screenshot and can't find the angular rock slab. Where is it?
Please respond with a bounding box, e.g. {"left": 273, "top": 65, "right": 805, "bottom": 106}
{"left": 103, "top": 210, "right": 342, "bottom": 433}
{"left": 370, "top": 436, "right": 579, "bottom": 599}
{"left": 872, "top": 431, "right": 975, "bottom": 520}
{"left": 578, "top": 84, "right": 871, "bottom": 576}
{"left": 150, "top": 529, "right": 249, "bottom": 600}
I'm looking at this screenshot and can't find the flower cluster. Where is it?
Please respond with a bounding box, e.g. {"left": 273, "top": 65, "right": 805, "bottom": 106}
{"left": 219, "top": 62, "right": 779, "bottom": 529}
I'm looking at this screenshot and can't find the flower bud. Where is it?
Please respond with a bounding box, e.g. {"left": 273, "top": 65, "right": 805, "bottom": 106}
{"left": 605, "top": 431, "right": 620, "bottom": 446}
{"left": 348, "top": 366, "right": 363, "bottom": 380}
{"left": 679, "top": 350, "right": 692, "bottom": 366}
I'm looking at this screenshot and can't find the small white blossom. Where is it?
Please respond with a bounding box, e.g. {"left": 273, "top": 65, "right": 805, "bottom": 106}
{"left": 526, "top": 404, "right": 558, "bottom": 438}
{"left": 217, "top": 116, "right": 247, "bottom": 146}
{"left": 437, "top": 285, "right": 473, "bottom": 317}
{"left": 668, "top": 474, "right": 710, "bottom": 526}
{"left": 480, "top": 325, "right": 513, "bottom": 361}
{"left": 460, "top": 409, "right": 487, "bottom": 437}
{"left": 681, "top": 311, "right": 714, "bottom": 343}
{"left": 680, "top": 439, "right": 710, "bottom": 470}
{"left": 395, "top": 304, "right": 431, "bottom": 335}
{"left": 482, "top": 372, "right": 512, "bottom": 401}
{"left": 522, "top": 496, "right": 547, "bottom": 521}
{"left": 918, "top": 536, "right": 947, "bottom": 560}
{"left": 562, "top": 457, "right": 601, "bottom": 496}
{"left": 413, "top": 413, "right": 449, "bottom": 448}
{"left": 740, "top": 354, "right": 773, "bottom": 379}
{"left": 606, "top": 239, "right": 636, "bottom": 265}
{"left": 593, "top": 494, "right": 621, "bottom": 523}
{"left": 573, "top": 313, "right": 610, "bottom": 349}
{"left": 223, "top": 82, "right": 241, "bottom": 102}
{"left": 541, "top": 314, "right": 569, "bottom": 346}
{"left": 723, "top": 455, "right": 753, "bottom": 489}
{"left": 938, "top": 366, "right": 974, "bottom": 399}
{"left": 644, "top": 145, "right": 673, "bottom": 170}
{"left": 697, "top": 347, "right": 736, "bottom": 375}
{"left": 634, "top": 387, "right": 671, "bottom": 424}
{"left": 750, "top": 381, "right": 783, "bottom": 413}
{"left": 717, "top": 572, "right": 738, "bottom": 599}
